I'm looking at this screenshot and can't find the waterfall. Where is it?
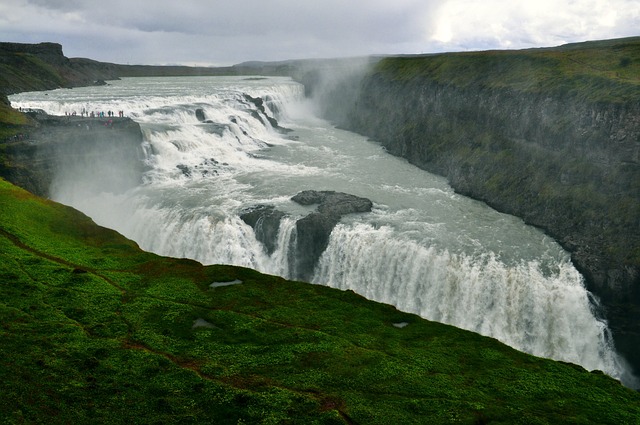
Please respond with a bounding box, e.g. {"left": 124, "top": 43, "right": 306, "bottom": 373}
{"left": 9, "top": 75, "right": 636, "bottom": 387}
{"left": 264, "top": 217, "right": 298, "bottom": 278}
{"left": 313, "top": 223, "right": 625, "bottom": 377}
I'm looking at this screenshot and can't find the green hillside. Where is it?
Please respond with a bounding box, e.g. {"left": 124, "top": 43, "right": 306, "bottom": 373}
{"left": 0, "top": 98, "right": 30, "bottom": 140}
{"left": 1, "top": 178, "right": 640, "bottom": 423}
{"left": 375, "top": 37, "right": 640, "bottom": 102}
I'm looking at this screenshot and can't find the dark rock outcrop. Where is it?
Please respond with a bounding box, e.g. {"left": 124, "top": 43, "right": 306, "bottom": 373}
{"left": 292, "top": 190, "right": 374, "bottom": 216}
{"left": 241, "top": 191, "right": 373, "bottom": 280}
{"left": 243, "top": 94, "right": 291, "bottom": 132}
{"left": 293, "top": 212, "right": 339, "bottom": 280}
{"left": 291, "top": 190, "right": 372, "bottom": 280}
{"left": 195, "top": 108, "right": 206, "bottom": 122}
{"left": 0, "top": 113, "right": 145, "bottom": 197}
{"left": 240, "top": 205, "right": 286, "bottom": 255}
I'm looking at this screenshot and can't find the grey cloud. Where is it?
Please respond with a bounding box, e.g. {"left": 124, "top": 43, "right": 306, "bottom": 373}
{"left": 3, "top": 0, "right": 639, "bottom": 66}
{"left": 26, "top": 0, "right": 82, "bottom": 10}
{"left": 81, "top": 1, "right": 440, "bottom": 41}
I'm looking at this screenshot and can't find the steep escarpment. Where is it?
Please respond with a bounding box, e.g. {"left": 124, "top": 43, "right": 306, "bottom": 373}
{"left": 0, "top": 42, "right": 121, "bottom": 95}
{"left": 314, "top": 37, "right": 640, "bottom": 376}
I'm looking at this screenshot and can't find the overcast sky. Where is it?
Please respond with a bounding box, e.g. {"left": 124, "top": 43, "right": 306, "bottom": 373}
{"left": 1, "top": 0, "right": 638, "bottom": 66}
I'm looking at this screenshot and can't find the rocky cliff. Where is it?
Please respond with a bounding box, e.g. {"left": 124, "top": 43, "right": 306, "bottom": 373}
{"left": 0, "top": 42, "right": 122, "bottom": 95}
{"left": 0, "top": 112, "right": 145, "bottom": 198}
{"left": 309, "top": 37, "right": 640, "bottom": 376}
{"left": 241, "top": 190, "right": 373, "bottom": 280}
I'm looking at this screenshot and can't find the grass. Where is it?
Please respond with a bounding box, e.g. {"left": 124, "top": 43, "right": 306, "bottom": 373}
{"left": 0, "top": 52, "right": 65, "bottom": 95}
{"left": 358, "top": 38, "right": 640, "bottom": 273}
{"left": 2, "top": 177, "right": 640, "bottom": 424}
{"left": 0, "top": 99, "right": 32, "bottom": 141}
{"left": 374, "top": 37, "right": 640, "bottom": 102}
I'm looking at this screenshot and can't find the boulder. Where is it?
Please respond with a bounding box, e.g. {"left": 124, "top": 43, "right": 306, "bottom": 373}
{"left": 240, "top": 205, "right": 286, "bottom": 255}
{"left": 292, "top": 190, "right": 373, "bottom": 216}
{"left": 240, "top": 191, "right": 373, "bottom": 280}
{"left": 291, "top": 190, "right": 372, "bottom": 280}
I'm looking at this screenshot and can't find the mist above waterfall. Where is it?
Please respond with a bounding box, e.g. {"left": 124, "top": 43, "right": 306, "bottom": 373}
{"left": 292, "top": 56, "right": 376, "bottom": 123}
{"left": 9, "top": 76, "right": 637, "bottom": 388}
{"left": 48, "top": 123, "right": 145, "bottom": 204}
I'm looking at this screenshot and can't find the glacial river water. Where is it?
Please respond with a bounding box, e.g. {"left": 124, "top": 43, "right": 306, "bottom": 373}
{"left": 10, "top": 76, "right": 635, "bottom": 385}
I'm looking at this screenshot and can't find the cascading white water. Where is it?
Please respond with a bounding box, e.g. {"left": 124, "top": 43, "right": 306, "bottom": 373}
{"left": 10, "top": 76, "right": 636, "bottom": 387}
{"left": 314, "top": 223, "right": 618, "bottom": 372}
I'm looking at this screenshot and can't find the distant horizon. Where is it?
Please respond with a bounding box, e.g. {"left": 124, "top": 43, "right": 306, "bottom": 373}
{"left": 2, "top": 0, "right": 638, "bottom": 67}
{"left": 5, "top": 34, "right": 639, "bottom": 69}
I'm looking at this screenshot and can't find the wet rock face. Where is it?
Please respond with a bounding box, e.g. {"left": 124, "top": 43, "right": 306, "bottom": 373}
{"left": 0, "top": 114, "right": 145, "bottom": 197}
{"left": 292, "top": 212, "right": 340, "bottom": 281}
{"left": 240, "top": 205, "right": 286, "bottom": 256}
{"left": 242, "top": 93, "right": 292, "bottom": 133}
{"left": 291, "top": 191, "right": 373, "bottom": 281}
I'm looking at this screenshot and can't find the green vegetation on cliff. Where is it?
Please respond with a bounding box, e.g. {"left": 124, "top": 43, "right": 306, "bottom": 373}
{"left": 0, "top": 50, "right": 65, "bottom": 96}
{"left": 2, "top": 177, "right": 640, "bottom": 423}
{"left": 0, "top": 99, "right": 30, "bottom": 140}
{"left": 0, "top": 43, "right": 67, "bottom": 141}
{"left": 376, "top": 37, "right": 640, "bottom": 102}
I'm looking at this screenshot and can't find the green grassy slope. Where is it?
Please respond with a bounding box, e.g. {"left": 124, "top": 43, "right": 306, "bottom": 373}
{"left": 0, "top": 53, "right": 65, "bottom": 96}
{"left": 375, "top": 37, "right": 640, "bottom": 102}
{"left": 2, "top": 177, "right": 640, "bottom": 424}
{"left": 0, "top": 99, "right": 31, "bottom": 140}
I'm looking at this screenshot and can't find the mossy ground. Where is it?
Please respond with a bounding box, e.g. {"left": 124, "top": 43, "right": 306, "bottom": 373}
{"left": 0, "top": 101, "right": 32, "bottom": 141}
{"left": 2, "top": 178, "right": 640, "bottom": 424}
{"left": 376, "top": 37, "right": 640, "bottom": 102}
